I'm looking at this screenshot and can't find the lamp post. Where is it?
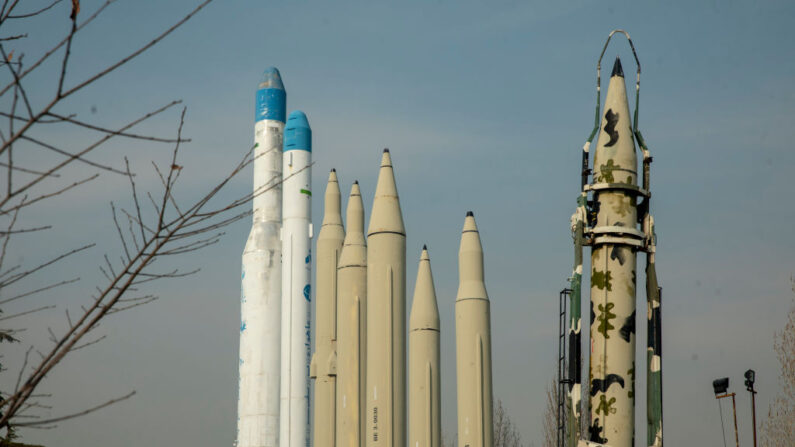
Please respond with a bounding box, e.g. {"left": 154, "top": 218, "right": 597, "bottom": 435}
{"left": 745, "top": 369, "right": 758, "bottom": 447}
{"left": 713, "top": 378, "right": 739, "bottom": 447}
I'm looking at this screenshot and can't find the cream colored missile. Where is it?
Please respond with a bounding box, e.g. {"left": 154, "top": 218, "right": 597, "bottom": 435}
{"left": 587, "top": 57, "right": 639, "bottom": 447}
{"left": 336, "top": 181, "right": 367, "bottom": 447}
{"left": 409, "top": 246, "right": 440, "bottom": 447}
{"left": 311, "top": 169, "right": 345, "bottom": 447}
{"left": 455, "top": 212, "right": 493, "bottom": 447}
{"left": 366, "top": 149, "right": 406, "bottom": 447}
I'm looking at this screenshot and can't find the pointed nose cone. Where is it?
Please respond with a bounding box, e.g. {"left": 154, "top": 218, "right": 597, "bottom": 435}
{"left": 457, "top": 211, "right": 487, "bottom": 301}
{"left": 322, "top": 169, "right": 342, "bottom": 227}
{"left": 460, "top": 211, "right": 483, "bottom": 256}
{"left": 285, "top": 111, "right": 311, "bottom": 152}
{"left": 338, "top": 181, "right": 366, "bottom": 269}
{"left": 463, "top": 211, "right": 479, "bottom": 233}
{"left": 255, "top": 66, "right": 286, "bottom": 123}
{"left": 611, "top": 56, "right": 624, "bottom": 78}
{"left": 346, "top": 181, "right": 365, "bottom": 236}
{"left": 410, "top": 246, "right": 440, "bottom": 331}
{"left": 367, "top": 149, "right": 405, "bottom": 235}
{"left": 593, "top": 56, "right": 637, "bottom": 186}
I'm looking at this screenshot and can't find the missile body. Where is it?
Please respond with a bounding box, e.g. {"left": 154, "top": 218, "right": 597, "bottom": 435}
{"left": 366, "top": 150, "right": 406, "bottom": 447}
{"left": 409, "top": 247, "right": 441, "bottom": 447}
{"left": 281, "top": 111, "right": 313, "bottom": 447}
{"left": 311, "top": 170, "right": 345, "bottom": 447}
{"left": 645, "top": 217, "right": 662, "bottom": 447}
{"left": 455, "top": 212, "right": 494, "bottom": 447}
{"left": 587, "top": 59, "right": 638, "bottom": 447}
{"left": 238, "top": 67, "right": 285, "bottom": 447}
{"left": 567, "top": 194, "right": 586, "bottom": 447}
{"left": 336, "top": 181, "right": 368, "bottom": 447}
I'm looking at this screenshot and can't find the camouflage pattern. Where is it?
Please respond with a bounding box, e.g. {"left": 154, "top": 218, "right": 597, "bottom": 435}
{"left": 587, "top": 58, "right": 638, "bottom": 447}
{"left": 646, "top": 217, "right": 662, "bottom": 447}
{"left": 567, "top": 194, "right": 587, "bottom": 447}
{"left": 572, "top": 34, "right": 663, "bottom": 447}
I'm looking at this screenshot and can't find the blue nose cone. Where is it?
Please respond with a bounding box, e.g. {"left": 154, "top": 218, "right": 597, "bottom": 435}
{"left": 284, "top": 111, "right": 311, "bottom": 152}
{"left": 255, "top": 66, "right": 286, "bottom": 123}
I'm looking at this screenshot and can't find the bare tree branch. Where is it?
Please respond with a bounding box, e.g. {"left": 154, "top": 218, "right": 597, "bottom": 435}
{"left": 6, "top": 0, "right": 62, "bottom": 19}
{"left": 13, "top": 391, "right": 136, "bottom": 427}
{"left": 0, "top": 277, "right": 79, "bottom": 306}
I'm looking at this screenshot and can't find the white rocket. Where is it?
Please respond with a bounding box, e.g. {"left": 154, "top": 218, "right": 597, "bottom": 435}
{"left": 280, "top": 110, "right": 313, "bottom": 447}
{"left": 238, "top": 66, "right": 285, "bottom": 447}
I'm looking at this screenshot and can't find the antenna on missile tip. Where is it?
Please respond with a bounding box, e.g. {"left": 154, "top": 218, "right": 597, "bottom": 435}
{"left": 585, "top": 29, "right": 645, "bottom": 176}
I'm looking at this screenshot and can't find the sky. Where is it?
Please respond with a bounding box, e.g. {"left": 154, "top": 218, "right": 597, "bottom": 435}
{"left": 2, "top": 0, "right": 795, "bottom": 446}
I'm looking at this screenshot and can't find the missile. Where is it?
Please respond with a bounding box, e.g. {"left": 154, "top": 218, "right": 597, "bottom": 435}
{"left": 645, "top": 228, "right": 662, "bottom": 447}
{"left": 281, "top": 110, "right": 313, "bottom": 447}
{"left": 311, "top": 170, "right": 345, "bottom": 447}
{"left": 238, "top": 66, "right": 285, "bottom": 447}
{"left": 336, "top": 181, "right": 368, "bottom": 447}
{"left": 409, "top": 246, "right": 441, "bottom": 447}
{"left": 586, "top": 57, "right": 639, "bottom": 447}
{"left": 366, "top": 149, "right": 407, "bottom": 447}
{"left": 455, "top": 212, "right": 494, "bottom": 447}
{"left": 566, "top": 194, "right": 586, "bottom": 447}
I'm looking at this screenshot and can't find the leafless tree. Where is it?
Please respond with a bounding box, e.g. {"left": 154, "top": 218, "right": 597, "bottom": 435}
{"left": 760, "top": 281, "right": 795, "bottom": 446}
{"left": 541, "top": 379, "right": 558, "bottom": 447}
{"left": 0, "top": 0, "right": 290, "bottom": 441}
{"left": 493, "top": 398, "right": 525, "bottom": 447}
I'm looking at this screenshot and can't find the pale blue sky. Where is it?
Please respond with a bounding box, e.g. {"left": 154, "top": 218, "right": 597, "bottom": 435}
{"left": 3, "top": 0, "right": 795, "bottom": 446}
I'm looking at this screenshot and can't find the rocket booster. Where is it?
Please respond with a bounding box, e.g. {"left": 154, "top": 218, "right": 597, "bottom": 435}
{"left": 366, "top": 149, "right": 407, "bottom": 447}
{"left": 238, "top": 67, "right": 285, "bottom": 447}
{"left": 455, "top": 212, "right": 494, "bottom": 447}
{"left": 587, "top": 58, "right": 639, "bottom": 447}
{"left": 311, "top": 170, "right": 345, "bottom": 447}
{"left": 336, "top": 181, "right": 368, "bottom": 447}
{"left": 281, "top": 111, "right": 313, "bottom": 447}
{"left": 409, "top": 246, "right": 441, "bottom": 447}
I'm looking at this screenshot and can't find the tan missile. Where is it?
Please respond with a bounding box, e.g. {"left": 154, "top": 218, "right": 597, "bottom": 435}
{"left": 336, "top": 181, "right": 368, "bottom": 447}
{"left": 409, "top": 246, "right": 441, "bottom": 447}
{"left": 587, "top": 57, "right": 639, "bottom": 447}
{"left": 455, "top": 212, "right": 493, "bottom": 447}
{"left": 311, "top": 169, "right": 345, "bottom": 447}
{"left": 366, "top": 149, "right": 406, "bottom": 447}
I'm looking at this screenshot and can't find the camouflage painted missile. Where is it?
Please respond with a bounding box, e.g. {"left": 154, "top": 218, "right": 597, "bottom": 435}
{"left": 409, "top": 246, "right": 441, "bottom": 447}
{"left": 366, "top": 149, "right": 406, "bottom": 447}
{"left": 586, "top": 57, "right": 640, "bottom": 447}
{"left": 337, "top": 181, "right": 368, "bottom": 447}
{"left": 455, "top": 212, "right": 494, "bottom": 447}
{"left": 311, "top": 169, "right": 345, "bottom": 447}
{"left": 567, "top": 194, "right": 586, "bottom": 447}
{"left": 645, "top": 217, "right": 662, "bottom": 447}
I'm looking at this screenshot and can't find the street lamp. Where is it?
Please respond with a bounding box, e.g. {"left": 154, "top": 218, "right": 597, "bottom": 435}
{"left": 713, "top": 377, "right": 739, "bottom": 447}
{"left": 745, "top": 369, "right": 758, "bottom": 447}
{"left": 713, "top": 378, "right": 729, "bottom": 395}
